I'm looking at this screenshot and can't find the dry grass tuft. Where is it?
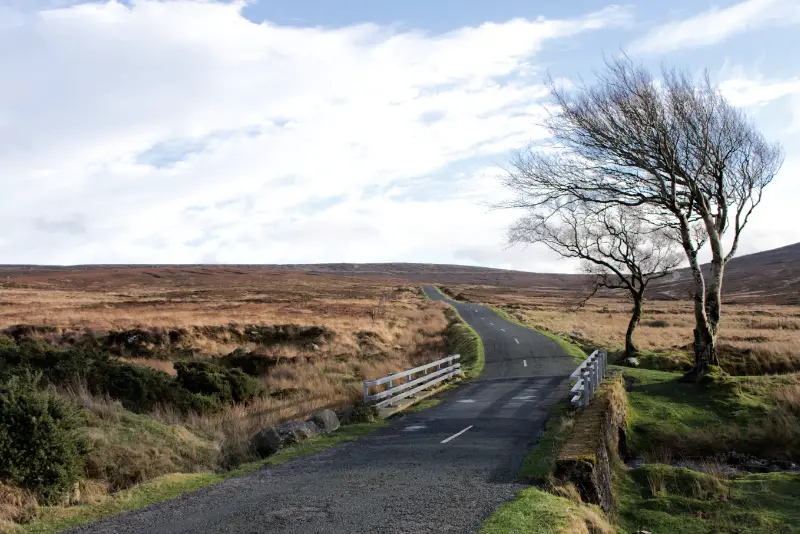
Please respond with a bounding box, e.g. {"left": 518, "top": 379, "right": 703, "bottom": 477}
{"left": 0, "top": 483, "right": 38, "bottom": 526}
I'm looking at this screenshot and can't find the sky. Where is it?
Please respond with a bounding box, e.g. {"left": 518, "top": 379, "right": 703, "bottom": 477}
{"left": 1, "top": 0, "right": 799, "bottom": 272}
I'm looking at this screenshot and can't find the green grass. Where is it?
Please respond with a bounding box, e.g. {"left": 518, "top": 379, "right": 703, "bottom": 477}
{"left": 480, "top": 486, "right": 612, "bottom": 534}
{"left": 618, "top": 366, "right": 783, "bottom": 458}
{"left": 616, "top": 366, "right": 800, "bottom": 532}
{"left": 617, "top": 466, "right": 800, "bottom": 533}
{"left": 20, "top": 422, "right": 385, "bottom": 534}
{"left": 444, "top": 307, "right": 485, "bottom": 378}
{"left": 488, "top": 306, "right": 587, "bottom": 364}
{"left": 518, "top": 403, "right": 573, "bottom": 482}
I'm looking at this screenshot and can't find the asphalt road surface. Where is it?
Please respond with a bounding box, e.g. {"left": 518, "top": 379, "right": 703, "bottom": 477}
{"left": 70, "top": 287, "right": 574, "bottom": 534}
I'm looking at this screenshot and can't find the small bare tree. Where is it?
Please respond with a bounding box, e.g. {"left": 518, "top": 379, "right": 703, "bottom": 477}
{"left": 509, "top": 202, "right": 681, "bottom": 357}
{"left": 502, "top": 57, "right": 783, "bottom": 374}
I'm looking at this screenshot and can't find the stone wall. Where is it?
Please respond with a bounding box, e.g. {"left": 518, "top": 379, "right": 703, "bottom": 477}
{"left": 554, "top": 374, "right": 627, "bottom": 513}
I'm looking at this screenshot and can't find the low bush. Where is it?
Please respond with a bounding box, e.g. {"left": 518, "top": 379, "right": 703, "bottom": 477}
{"left": 348, "top": 401, "right": 379, "bottom": 423}
{"left": 0, "top": 374, "right": 86, "bottom": 504}
{"left": 217, "top": 350, "right": 279, "bottom": 377}
{"left": 174, "top": 361, "right": 264, "bottom": 404}
{"left": 0, "top": 343, "right": 243, "bottom": 414}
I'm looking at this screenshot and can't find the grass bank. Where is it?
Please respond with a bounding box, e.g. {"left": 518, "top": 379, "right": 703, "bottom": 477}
{"left": 444, "top": 307, "right": 485, "bottom": 378}
{"left": 479, "top": 486, "right": 614, "bottom": 534}
{"left": 615, "top": 365, "right": 800, "bottom": 533}
{"left": 617, "top": 466, "right": 800, "bottom": 533}
{"left": 13, "top": 422, "right": 385, "bottom": 534}
{"left": 622, "top": 366, "right": 800, "bottom": 460}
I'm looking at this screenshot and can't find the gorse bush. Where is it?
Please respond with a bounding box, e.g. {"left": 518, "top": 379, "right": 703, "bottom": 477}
{"left": 217, "top": 350, "right": 279, "bottom": 377}
{"left": 175, "top": 361, "right": 263, "bottom": 404}
{"left": 0, "top": 374, "right": 86, "bottom": 504}
{"left": 0, "top": 343, "right": 262, "bottom": 415}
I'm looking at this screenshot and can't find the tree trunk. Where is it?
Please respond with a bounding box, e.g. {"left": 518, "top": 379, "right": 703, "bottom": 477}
{"left": 625, "top": 297, "right": 642, "bottom": 358}
{"left": 677, "top": 218, "right": 717, "bottom": 378}
{"left": 693, "top": 324, "right": 717, "bottom": 373}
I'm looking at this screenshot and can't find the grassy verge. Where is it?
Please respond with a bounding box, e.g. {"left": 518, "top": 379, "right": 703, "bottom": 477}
{"left": 479, "top": 486, "right": 614, "bottom": 534}
{"left": 488, "top": 306, "right": 587, "bottom": 364}
{"left": 617, "top": 465, "right": 800, "bottom": 534}
{"left": 616, "top": 365, "right": 800, "bottom": 533}
{"left": 18, "top": 422, "right": 385, "bottom": 534}
{"left": 620, "top": 366, "right": 799, "bottom": 460}
{"left": 444, "top": 307, "right": 485, "bottom": 378}
{"left": 518, "top": 403, "right": 574, "bottom": 482}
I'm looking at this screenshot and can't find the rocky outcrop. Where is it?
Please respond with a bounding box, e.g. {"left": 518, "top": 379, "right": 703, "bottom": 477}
{"left": 555, "top": 374, "right": 627, "bottom": 513}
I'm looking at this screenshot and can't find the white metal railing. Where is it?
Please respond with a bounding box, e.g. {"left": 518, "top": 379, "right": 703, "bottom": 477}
{"left": 363, "top": 354, "right": 462, "bottom": 409}
{"left": 569, "top": 350, "right": 607, "bottom": 408}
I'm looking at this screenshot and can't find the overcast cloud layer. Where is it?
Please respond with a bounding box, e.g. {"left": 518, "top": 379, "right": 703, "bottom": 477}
{"left": 2, "top": 0, "right": 799, "bottom": 271}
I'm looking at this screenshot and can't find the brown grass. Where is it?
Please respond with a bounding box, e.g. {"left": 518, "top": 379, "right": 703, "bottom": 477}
{"left": 451, "top": 284, "right": 800, "bottom": 375}
{"left": 0, "top": 268, "right": 454, "bottom": 502}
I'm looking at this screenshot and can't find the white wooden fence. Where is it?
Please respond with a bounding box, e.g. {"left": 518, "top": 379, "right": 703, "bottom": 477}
{"left": 570, "top": 350, "right": 608, "bottom": 407}
{"left": 363, "top": 355, "right": 462, "bottom": 408}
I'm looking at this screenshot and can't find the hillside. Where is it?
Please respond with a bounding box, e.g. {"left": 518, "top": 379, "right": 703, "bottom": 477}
{"left": 652, "top": 241, "right": 800, "bottom": 304}
{"left": 1, "top": 241, "right": 798, "bottom": 303}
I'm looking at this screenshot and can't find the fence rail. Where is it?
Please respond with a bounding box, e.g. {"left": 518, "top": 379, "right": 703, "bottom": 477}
{"left": 363, "top": 354, "right": 462, "bottom": 408}
{"left": 569, "top": 350, "right": 607, "bottom": 407}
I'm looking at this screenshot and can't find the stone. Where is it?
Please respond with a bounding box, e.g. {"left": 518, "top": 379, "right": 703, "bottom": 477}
{"left": 624, "top": 357, "right": 639, "bottom": 368}
{"left": 252, "top": 421, "right": 320, "bottom": 457}
{"left": 252, "top": 426, "right": 283, "bottom": 457}
{"left": 308, "top": 409, "right": 340, "bottom": 434}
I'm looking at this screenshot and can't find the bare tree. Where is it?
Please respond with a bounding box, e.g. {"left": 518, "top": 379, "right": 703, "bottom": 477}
{"left": 501, "top": 57, "right": 783, "bottom": 374}
{"left": 509, "top": 202, "right": 681, "bottom": 358}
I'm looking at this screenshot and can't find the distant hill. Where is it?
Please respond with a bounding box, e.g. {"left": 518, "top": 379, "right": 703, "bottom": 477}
{"left": 651, "top": 242, "right": 800, "bottom": 305}
{"left": 1, "top": 241, "right": 798, "bottom": 303}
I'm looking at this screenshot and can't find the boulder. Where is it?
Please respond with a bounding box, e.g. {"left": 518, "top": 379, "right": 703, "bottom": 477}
{"left": 252, "top": 420, "right": 321, "bottom": 457}
{"left": 253, "top": 427, "right": 283, "bottom": 457}
{"left": 624, "top": 357, "right": 639, "bottom": 368}
{"left": 308, "top": 409, "right": 340, "bottom": 434}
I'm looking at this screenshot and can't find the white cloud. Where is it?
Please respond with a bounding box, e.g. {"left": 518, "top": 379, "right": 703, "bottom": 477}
{"left": 631, "top": 0, "right": 800, "bottom": 54}
{"left": 0, "top": 0, "right": 629, "bottom": 270}
{"left": 720, "top": 77, "right": 800, "bottom": 107}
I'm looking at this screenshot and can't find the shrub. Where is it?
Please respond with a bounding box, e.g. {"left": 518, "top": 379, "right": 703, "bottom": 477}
{"left": 0, "top": 374, "right": 86, "bottom": 504}
{"left": 218, "top": 350, "right": 279, "bottom": 377}
{"left": 174, "top": 361, "right": 263, "bottom": 404}
{"left": 348, "top": 401, "right": 379, "bottom": 423}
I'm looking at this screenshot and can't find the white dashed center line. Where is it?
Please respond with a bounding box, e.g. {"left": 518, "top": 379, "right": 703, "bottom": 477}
{"left": 523, "top": 360, "right": 528, "bottom": 367}
{"left": 514, "top": 338, "right": 519, "bottom": 344}
{"left": 501, "top": 328, "right": 506, "bottom": 332}
{"left": 441, "top": 425, "right": 474, "bottom": 444}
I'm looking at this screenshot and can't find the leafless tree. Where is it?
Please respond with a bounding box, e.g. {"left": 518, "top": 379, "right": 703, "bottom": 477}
{"left": 501, "top": 57, "right": 784, "bottom": 374}
{"left": 509, "top": 202, "right": 681, "bottom": 358}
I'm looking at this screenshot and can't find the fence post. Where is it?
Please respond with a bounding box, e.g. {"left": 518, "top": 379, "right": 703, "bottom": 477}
{"left": 363, "top": 381, "right": 369, "bottom": 400}
{"left": 581, "top": 370, "right": 590, "bottom": 407}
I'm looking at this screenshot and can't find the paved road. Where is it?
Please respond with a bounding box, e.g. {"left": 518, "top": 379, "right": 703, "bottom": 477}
{"left": 70, "top": 287, "right": 574, "bottom": 534}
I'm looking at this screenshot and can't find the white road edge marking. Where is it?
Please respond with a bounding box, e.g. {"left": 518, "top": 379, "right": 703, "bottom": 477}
{"left": 441, "top": 425, "right": 474, "bottom": 444}
{"left": 523, "top": 360, "right": 527, "bottom": 367}
{"left": 514, "top": 338, "right": 520, "bottom": 344}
